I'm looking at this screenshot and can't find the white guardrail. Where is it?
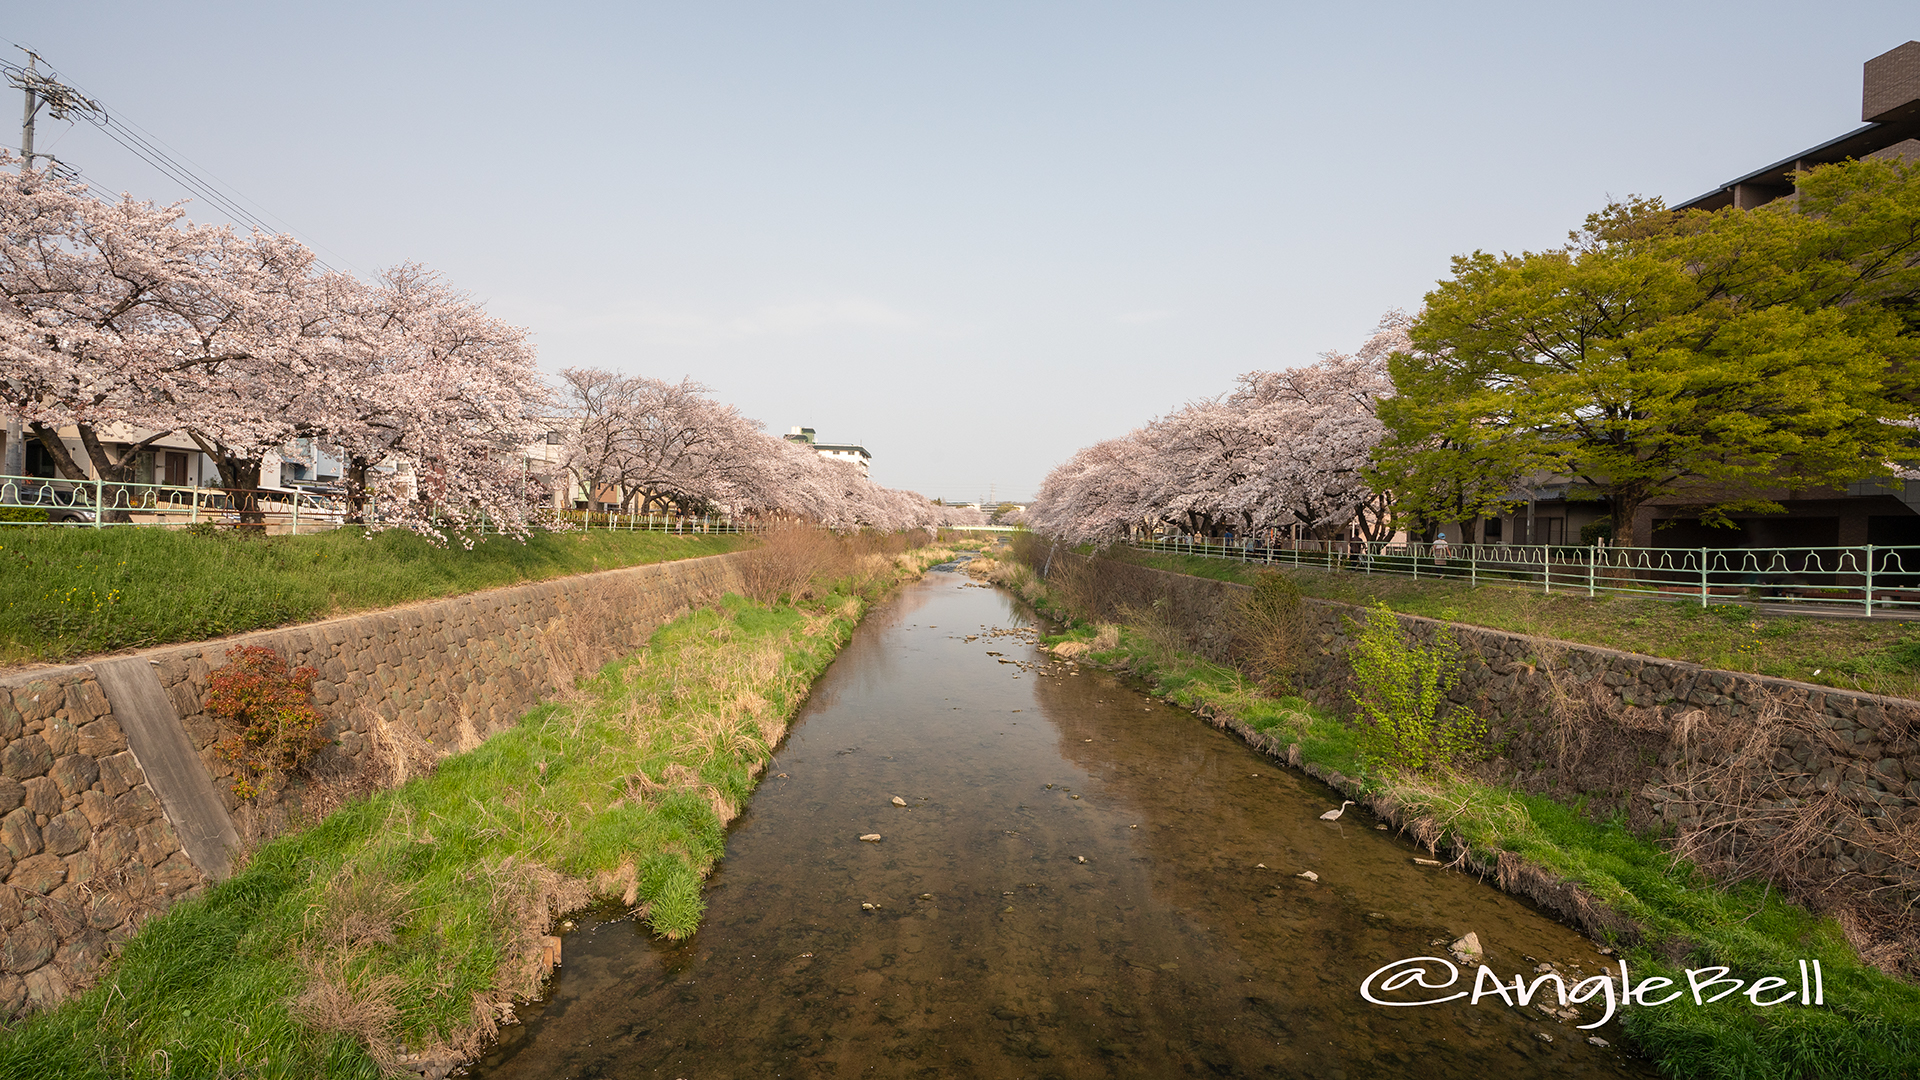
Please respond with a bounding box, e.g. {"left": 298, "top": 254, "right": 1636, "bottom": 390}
{"left": 0, "top": 473, "right": 1009, "bottom": 537}
{"left": 0, "top": 473, "right": 759, "bottom": 536}
{"left": 1131, "top": 535, "right": 1920, "bottom": 618}
{"left": 1, "top": 473, "right": 350, "bottom": 534}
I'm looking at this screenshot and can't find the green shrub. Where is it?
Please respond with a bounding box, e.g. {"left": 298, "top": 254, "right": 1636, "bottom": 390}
{"left": 0, "top": 507, "right": 48, "bottom": 525}
{"left": 1346, "top": 601, "right": 1485, "bottom": 774}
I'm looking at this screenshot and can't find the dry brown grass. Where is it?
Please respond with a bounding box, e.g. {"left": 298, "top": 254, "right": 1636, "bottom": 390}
{"left": 1237, "top": 572, "right": 1307, "bottom": 692}
{"left": 293, "top": 960, "right": 408, "bottom": 1076}
{"left": 479, "top": 855, "right": 593, "bottom": 1021}
{"left": 739, "top": 522, "right": 852, "bottom": 603}
{"left": 1657, "top": 690, "right": 1920, "bottom": 974}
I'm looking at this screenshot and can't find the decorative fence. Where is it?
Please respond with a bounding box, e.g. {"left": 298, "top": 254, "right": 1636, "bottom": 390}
{"left": 0, "top": 474, "right": 754, "bottom": 536}
{"left": 1131, "top": 535, "right": 1920, "bottom": 617}
{"left": 1, "top": 473, "right": 352, "bottom": 533}
{"left": 551, "top": 509, "right": 748, "bottom": 534}
{"left": 0, "top": 474, "right": 1006, "bottom": 538}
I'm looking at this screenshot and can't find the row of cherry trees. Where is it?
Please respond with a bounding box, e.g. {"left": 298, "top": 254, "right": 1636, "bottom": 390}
{"left": 0, "top": 152, "right": 546, "bottom": 537}
{"left": 1027, "top": 313, "right": 1407, "bottom": 546}
{"left": 2, "top": 154, "right": 976, "bottom": 538}
{"left": 554, "top": 368, "right": 983, "bottom": 531}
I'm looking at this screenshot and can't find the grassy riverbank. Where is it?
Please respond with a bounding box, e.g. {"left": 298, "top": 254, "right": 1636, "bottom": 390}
{"left": 0, "top": 526, "right": 747, "bottom": 668}
{"left": 993, "top": 554, "right": 1920, "bottom": 1080}
{"left": 0, "top": 536, "right": 953, "bottom": 1079}
{"left": 1120, "top": 547, "right": 1920, "bottom": 701}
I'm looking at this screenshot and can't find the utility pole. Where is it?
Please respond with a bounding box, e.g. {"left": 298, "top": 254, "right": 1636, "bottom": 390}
{"left": 3, "top": 51, "right": 35, "bottom": 478}
{"left": 1, "top": 52, "right": 23, "bottom": 478}
{"left": 16, "top": 51, "right": 32, "bottom": 173}
{"left": 2, "top": 50, "right": 102, "bottom": 480}
{"left": 6, "top": 48, "right": 102, "bottom": 176}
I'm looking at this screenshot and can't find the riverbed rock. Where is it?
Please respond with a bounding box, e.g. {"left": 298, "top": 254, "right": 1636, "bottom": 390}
{"left": 890, "top": 796, "right": 906, "bottom": 807}
{"left": 859, "top": 834, "right": 882, "bottom": 842}
{"left": 1295, "top": 870, "right": 1318, "bottom": 882}
{"left": 1450, "top": 932, "right": 1483, "bottom": 961}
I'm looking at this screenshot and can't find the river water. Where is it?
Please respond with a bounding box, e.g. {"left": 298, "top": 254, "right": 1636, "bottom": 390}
{"left": 469, "top": 568, "right": 1662, "bottom": 1079}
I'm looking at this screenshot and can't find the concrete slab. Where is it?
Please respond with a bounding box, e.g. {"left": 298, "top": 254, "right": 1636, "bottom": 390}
{"left": 91, "top": 657, "right": 240, "bottom": 880}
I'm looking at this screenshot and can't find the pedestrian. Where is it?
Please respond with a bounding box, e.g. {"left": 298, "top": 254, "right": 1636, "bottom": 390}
{"left": 1432, "top": 531, "right": 1451, "bottom": 566}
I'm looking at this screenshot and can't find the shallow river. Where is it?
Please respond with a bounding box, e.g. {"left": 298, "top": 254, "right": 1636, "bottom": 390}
{"left": 470, "top": 568, "right": 1662, "bottom": 1079}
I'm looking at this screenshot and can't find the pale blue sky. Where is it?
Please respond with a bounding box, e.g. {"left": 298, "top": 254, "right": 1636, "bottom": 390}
{"left": 8, "top": 3, "right": 1914, "bottom": 500}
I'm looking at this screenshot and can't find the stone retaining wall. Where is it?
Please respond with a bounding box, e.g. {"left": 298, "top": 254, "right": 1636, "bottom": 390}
{"left": 0, "top": 549, "right": 750, "bottom": 1019}
{"left": 1044, "top": 552, "right": 1920, "bottom": 918}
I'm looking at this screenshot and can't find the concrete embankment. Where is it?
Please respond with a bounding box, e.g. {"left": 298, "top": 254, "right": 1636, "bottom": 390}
{"left": 0, "top": 550, "right": 751, "bottom": 1018}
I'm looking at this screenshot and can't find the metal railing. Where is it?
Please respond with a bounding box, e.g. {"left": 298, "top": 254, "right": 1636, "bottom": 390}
{"left": 1, "top": 473, "right": 355, "bottom": 534}
{"left": 551, "top": 509, "right": 748, "bottom": 534}
{"left": 1131, "top": 534, "right": 1920, "bottom": 617}
{"left": 2, "top": 473, "right": 1001, "bottom": 539}
{"left": 0, "top": 475, "right": 756, "bottom": 537}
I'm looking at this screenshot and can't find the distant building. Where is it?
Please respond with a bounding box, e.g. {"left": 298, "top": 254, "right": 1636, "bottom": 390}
{"left": 784, "top": 426, "right": 871, "bottom": 478}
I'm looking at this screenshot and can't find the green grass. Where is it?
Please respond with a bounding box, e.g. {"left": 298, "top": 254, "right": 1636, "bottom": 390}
{"left": 0, "top": 589, "right": 861, "bottom": 1079}
{"left": 1041, "top": 600, "right": 1920, "bottom": 1079}
{"left": 0, "top": 526, "right": 747, "bottom": 666}
{"left": 1120, "top": 547, "right": 1920, "bottom": 700}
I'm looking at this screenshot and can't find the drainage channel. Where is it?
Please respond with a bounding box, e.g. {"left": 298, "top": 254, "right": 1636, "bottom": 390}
{"left": 468, "top": 569, "right": 1659, "bottom": 1079}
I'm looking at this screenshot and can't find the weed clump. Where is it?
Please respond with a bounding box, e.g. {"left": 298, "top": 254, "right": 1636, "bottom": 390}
{"left": 1238, "top": 571, "right": 1305, "bottom": 691}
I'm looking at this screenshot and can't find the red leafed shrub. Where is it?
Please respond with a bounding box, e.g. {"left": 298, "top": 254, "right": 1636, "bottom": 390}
{"left": 205, "top": 645, "right": 328, "bottom": 800}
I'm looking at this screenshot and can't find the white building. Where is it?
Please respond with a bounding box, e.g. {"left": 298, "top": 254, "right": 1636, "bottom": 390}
{"left": 783, "top": 426, "right": 871, "bottom": 478}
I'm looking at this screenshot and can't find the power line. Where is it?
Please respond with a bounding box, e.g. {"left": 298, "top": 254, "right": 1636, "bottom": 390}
{"left": 4, "top": 41, "right": 359, "bottom": 275}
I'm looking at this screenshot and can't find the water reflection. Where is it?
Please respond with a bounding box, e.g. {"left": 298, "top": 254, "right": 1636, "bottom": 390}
{"left": 470, "top": 572, "right": 1659, "bottom": 1079}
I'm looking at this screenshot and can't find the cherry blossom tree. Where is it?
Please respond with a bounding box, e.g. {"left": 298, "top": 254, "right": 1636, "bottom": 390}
{"left": 1028, "top": 312, "right": 1406, "bottom": 546}
{"left": 2, "top": 156, "right": 548, "bottom": 538}
{"left": 0, "top": 155, "right": 226, "bottom": 509}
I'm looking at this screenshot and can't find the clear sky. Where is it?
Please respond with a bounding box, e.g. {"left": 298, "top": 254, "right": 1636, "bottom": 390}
{"left": 7, "top": 3, "right": 1914, "bottom": 501}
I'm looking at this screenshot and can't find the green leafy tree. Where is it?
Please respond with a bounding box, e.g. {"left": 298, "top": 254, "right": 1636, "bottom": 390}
{"left": 1369, "top": 392, "right": 1542, "bottom": 545}
{"left": 1377, "top": 162, "right": 1920, "bottom": 541}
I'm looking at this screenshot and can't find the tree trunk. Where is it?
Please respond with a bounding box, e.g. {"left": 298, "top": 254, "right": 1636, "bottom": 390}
{"left": 74, "top": 424, "right": 160, "bottom": 523}
{"left": 28, "top": 423, "right": 126, "bottom": 524}
{"left": 1612, "top": 492, "right": 1644, "bottom": 550}
{"left": 28, "top": 422, "right": 88, "bottom": 481}
{"left": 188, "top": 433, "right": 266, "bottom": 528}
{"left": 346, "top": 457, "right": 374, "bottom": 524}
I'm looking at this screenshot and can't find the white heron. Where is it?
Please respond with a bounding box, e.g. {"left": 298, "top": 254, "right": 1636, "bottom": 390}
{"left": 1319, "top": 800, "right": 1355, "bottom": 821}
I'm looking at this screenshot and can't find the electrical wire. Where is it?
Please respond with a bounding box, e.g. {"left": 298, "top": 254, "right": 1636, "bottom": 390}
{"left": 3, "top": 38, "right": 359, "bottom": 275}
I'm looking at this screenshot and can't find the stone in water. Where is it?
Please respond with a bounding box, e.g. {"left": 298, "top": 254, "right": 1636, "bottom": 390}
{"left": 1296, "top": 870, "right": 1319, "bottom": 882}
{"left": 859, "top": 834, "right": 882, "bottom": 842}
{"left": 890, "top": 796, "right": 906, "bottom": 806}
